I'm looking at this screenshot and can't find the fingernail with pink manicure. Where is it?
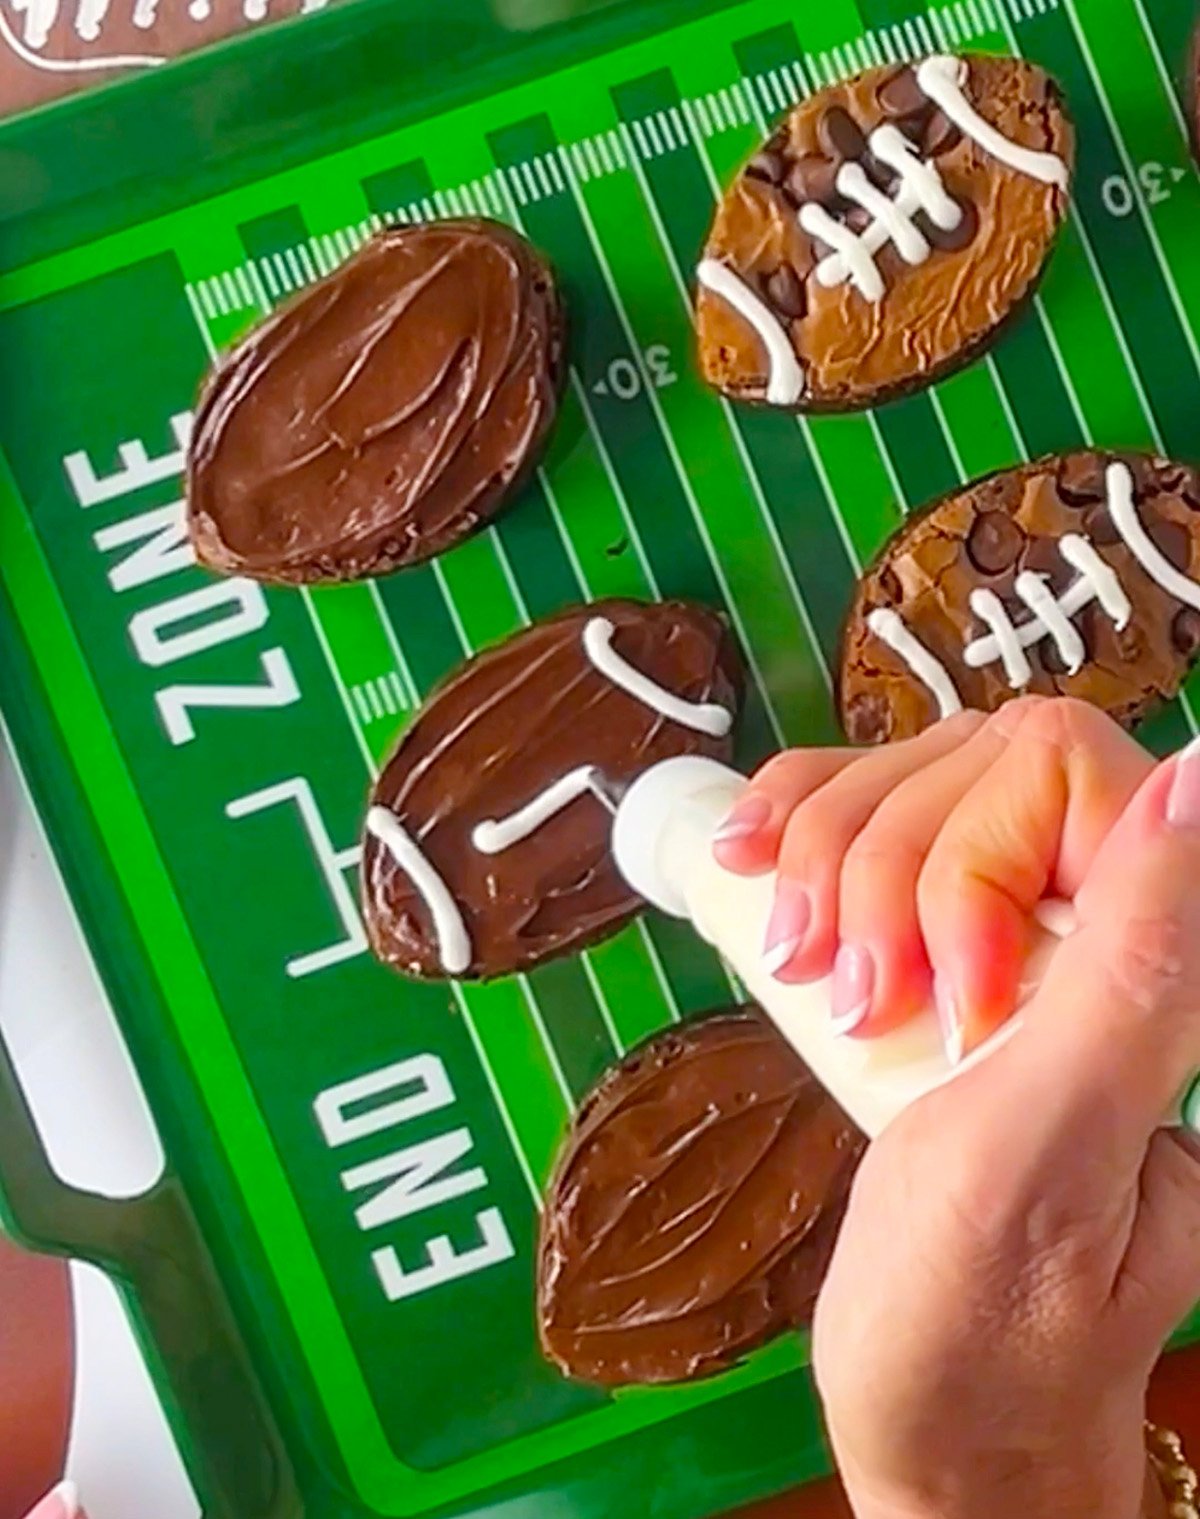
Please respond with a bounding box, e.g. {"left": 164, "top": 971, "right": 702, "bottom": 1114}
{"left": 934, "top": 971, "right": 964, "bottom": 1066}
{"left": 762, "top": 878, "right": 811, "bottom": 978}
{"left": 831, "top": 944, "right": 873, "bottom": 1035}
{"left": 1167, "top": 735, "right": 1200, "bottom": 829}
{"left": 26, "top": 1482, "right": 80, "bottom": 1519}
{"left": 713, "top": 793, "right": 772, "bottom": 850}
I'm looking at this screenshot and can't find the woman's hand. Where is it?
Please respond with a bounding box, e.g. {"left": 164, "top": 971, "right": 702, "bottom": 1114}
{"left": 715, "top": 698, "right": 1152, "bottom": 1056}
{"left": 717, "top": 698, "right": 1200, "bottom": 1519}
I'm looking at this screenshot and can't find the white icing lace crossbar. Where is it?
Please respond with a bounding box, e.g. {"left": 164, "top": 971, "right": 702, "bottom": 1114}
{"left": 802, "top": 57, "right": 1069, "bottom": 302}
{"left": 800, "top": 123, "right": 962, "bottom": 302}
{"left": 869, "top": 462, "right": 1200, "bottom": 716}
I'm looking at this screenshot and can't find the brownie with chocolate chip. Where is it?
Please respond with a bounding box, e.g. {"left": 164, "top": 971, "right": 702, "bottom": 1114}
{"left": 840, "top": 451, "right": 1200, "bottom": 742}
{"left": 695, "top": 54, "right": 1073, "bottom": 412}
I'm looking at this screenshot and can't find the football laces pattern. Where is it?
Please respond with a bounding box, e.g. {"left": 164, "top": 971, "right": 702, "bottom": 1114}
{"left": 869, "top": 462, "right": 1200, "bottom": 716}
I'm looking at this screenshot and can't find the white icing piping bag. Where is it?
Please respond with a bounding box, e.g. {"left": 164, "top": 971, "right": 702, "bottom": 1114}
{"left": 612, "top": 756, "right": 1200, "bottom": 1141}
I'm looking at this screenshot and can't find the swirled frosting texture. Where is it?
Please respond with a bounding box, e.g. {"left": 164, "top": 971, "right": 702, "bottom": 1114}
{"left": 362, "top": 599, "right": 743, "bottom": 981}
{"left": 187, "top": 219, "right": 565, "bottom": 582}
{"left": 538, "top": 1010, "right": 865, "bottom": 1385}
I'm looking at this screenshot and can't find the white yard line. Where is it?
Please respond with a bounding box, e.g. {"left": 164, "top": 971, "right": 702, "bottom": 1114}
{"left": 562, "top": 139, "right": 787, "bottom": 749}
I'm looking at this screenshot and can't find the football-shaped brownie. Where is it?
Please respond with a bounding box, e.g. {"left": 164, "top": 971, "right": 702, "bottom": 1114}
{"left": 695, "top": 53, "right": 1073, "bottom": 412}
{"left": 839, "top": 451, "right": 1200, "bottom": 742}
{"left": 362, "top": 598, "right": 744, "bottom": 980}
{"left": 537, "top": 1008, "right": 865, "bottom": 1386}
{"left": 188, "top": 220, "right": 565, "bottom": 584}
{"left": 0, "top": 0, "right": 343, "bottom": 118}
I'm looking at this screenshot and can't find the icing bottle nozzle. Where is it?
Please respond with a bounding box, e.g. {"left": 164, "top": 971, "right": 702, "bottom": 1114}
{"left": 612, "top": 755, "right": 1197, "bottom": 1140}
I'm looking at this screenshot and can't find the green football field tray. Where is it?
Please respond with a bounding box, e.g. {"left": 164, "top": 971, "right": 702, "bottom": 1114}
{"left": 2, "top": 0, "right": 1200, "bottom": 1514}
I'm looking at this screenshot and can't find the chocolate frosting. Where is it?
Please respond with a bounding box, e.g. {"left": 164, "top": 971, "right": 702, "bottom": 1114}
{"left": 537, "top": 1009, "right": 865, "bottom": 1386}
{"left": 363, "top": 599, "right": 743, "bottom": 980}
{"left": 188, "top": 219, "right": 564, "bottom": 583}
{"left": 840, "top": 450, "right": 1200, "bottom": 742}
{"left": 697, "top": 55, "right": 1073, "bottom": 411}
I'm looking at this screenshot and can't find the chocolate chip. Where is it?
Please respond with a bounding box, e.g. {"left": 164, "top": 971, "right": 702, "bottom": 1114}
{"left": 922, "top": 110, "right": 962, "bottom": 157}
{"left": 860, "top": 151, "right": 897, "bottom": 192}
{"left": 920, "top": 197, "right": 978, "bottom": 252}
{"left": 1172, "top": 607, "right": 1200, "bottom": 656}
{"left": 747, "top": 148, "right": 788, "bottom": 184}
{"left": 764, "top": 264, "right": 806, "bottom": 319}
{"left": 1039, "top": 632, "right": 1080, "bottom": 678}
{"left": 876, "top": 67, "right": 926, "bottom": 117}
{"left": 818, "top": 106, "right": 867, "bottom": 163}
{"left": 1154, "top": 465, "right": 1192, "bottom": 496}
{"left": 1056, "top": 453, "right": 1107, "bottom": 505}
{"left": 966, "top": 511, "right": 1025, "bottom": 575}
{"left": 845, "top": 205, "right": 872, "bottom": 234}
{"left": 842, "top": 691, "right": 891, "bottom": 744}
{"left": 1021, "top": 534, "right": 1073, "bottom": 594}
{"left": 1148, "top": 514, "right": 1191, "bottom": 571}
{"left": 1083, "top": 502, "right": 1120, "bottom": 545}
{"left": 895, "top": 111, "right": 929, "bottom": 147}
{"left": 786, "top": 153, "right": 838, "bottom": 205}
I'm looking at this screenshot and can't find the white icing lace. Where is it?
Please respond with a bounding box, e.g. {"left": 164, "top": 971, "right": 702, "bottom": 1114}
{"left": 869, "top": 462, "right": 1198, "bottom": 710}
{"left": 1, "top": 0, "right": 328, "bottom": 69}
{"left": 800, "top": 125, "right": 962, "bottom": 302}
{"left": 801, "top": 54, "right": 1070, "bottom": 304}
{"left": 964, "top": 534, "right": 1132, "bottom": 686}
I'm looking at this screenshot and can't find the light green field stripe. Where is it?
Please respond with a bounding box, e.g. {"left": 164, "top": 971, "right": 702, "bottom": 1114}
{"left": 987, "top": 13, "right": 1159, "bottom": 454}
{"left": 1032, "top": 219, "right": 1157, "bottom": 450}
{"left": 541, "top": 384, "right": 656, "bottom": 601}
{"left": 932, "top": 363, "right": 1023, "bottom": 482}
{"left": 585, "top": 926, "right": 681, "bottom": 1051}
{"left": 804, "top": 414, "right": 903, "bottom": 561}
{"left": 306, "top": 586, "right": 413, "bottom": 762}
{"left": 455, "top": 978, "right": 569, "bottom": 1186}
{"left": 1065, "top": 0, "right": 1200, "bottom": 374}
{"left": 434, "top": 534, "right": 525, "bottom": 650}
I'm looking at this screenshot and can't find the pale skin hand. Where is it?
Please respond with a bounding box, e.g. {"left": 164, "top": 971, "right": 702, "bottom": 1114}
{"left": 715, "top": 698, "right": 1200, "bottom": 1519}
